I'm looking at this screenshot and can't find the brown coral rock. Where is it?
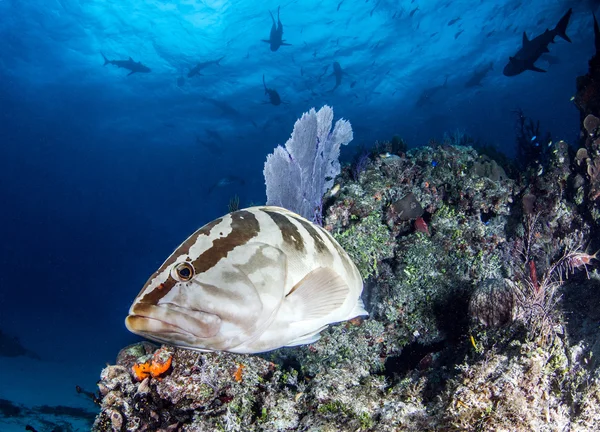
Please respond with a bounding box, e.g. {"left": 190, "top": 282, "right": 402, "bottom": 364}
{"left": 584, "top": 114, "right": 600, "bottom": 136}
{"left": 469, "top": 278, "right": 516, "bottom": 327}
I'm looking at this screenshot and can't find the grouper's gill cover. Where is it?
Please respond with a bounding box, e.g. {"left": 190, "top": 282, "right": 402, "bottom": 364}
{"left": 125, "top": 206, "right": 367, "bottom": 354}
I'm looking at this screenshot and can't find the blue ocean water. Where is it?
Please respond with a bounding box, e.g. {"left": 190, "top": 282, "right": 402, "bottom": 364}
{"left": 0, "top": 0, "right": 594, "bottom": 429}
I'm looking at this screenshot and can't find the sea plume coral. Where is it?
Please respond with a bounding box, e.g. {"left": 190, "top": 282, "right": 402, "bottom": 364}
{"left": 506, "top": 214, "right": 591, "bottom": 341}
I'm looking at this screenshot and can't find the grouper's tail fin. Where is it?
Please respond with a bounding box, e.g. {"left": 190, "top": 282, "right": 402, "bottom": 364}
{"left": 554, "top": 8, "right": 572, "bottom": 43}
{"left": 101, "top": 52, "right": 110, "bottom": 66}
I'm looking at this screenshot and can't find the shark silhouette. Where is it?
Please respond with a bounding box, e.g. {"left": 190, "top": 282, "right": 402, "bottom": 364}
{"left": 196, "top": 133, "right": 224, "bottom": 157}
{"left": 503, "top": 8, "right": 572, "bottom": 76}
{"left": 101, "top": 53, "right": 151, "bottom": 76}
{"left": 262, "top": 75, "right": 282, "bottom": 105}
{"left": 0, "top": 329, "right": 40, "bottom": 359}
{"left": 331, "top": 61, "right": 345, "bottom": 92}
{"left": 465, "top": 62, "right": 494, "bottom": 88}
{"left": 415, "top": 76, "right": 448, "bottom": 107}
{"left": 187, "top": 56, "right": 225, "bottom": 78}
{"left": 262, "top": 6, "right": 291, "bottom": 52}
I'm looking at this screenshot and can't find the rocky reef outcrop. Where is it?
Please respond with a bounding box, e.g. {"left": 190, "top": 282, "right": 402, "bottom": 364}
{"left": 93, "top": 132, "right": 600, "bottom": 431}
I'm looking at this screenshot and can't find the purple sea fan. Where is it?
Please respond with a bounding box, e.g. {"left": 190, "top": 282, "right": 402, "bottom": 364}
{"left": 263, "top": 105, "right": 353, "bottom": 223}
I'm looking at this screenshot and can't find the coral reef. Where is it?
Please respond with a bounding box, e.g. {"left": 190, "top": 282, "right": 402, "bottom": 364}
{"left": 574, "top": 14, "right": 600, "bottom": 122}
{"left": 513, "top": 108, "right": 553, "bottom": 174}
{"left": 573, "top": 16, "right": 600, "bottom": 222}
{"left": 573, "top": 114, "right": 600, "bottom": 222}
{"left": 93, "top": 130, "right": 600, "bottom": 430}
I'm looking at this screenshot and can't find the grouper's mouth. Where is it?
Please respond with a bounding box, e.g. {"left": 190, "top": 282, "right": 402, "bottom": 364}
{"left": 125, "top": 314, "right": 195, "bottom": 338}
{"left": 125, "top": 303, "right": 222, "bottom": 341}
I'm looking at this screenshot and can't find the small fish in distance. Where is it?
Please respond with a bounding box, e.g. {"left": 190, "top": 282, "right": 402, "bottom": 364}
{"left": 206, "top": 175, "right": 245, "bottom": 195}
{"left": 125, "top": 206, "right": 367, "bottom": 354}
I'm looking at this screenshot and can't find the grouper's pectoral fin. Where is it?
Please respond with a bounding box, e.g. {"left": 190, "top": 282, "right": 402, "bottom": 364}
{"left": 127, "top": 70, "right": 137, "bottom": 76}
{"left": 284, "top": 325, "right": 328, "bottom": 347}
{"left": 284, "top": 267, "right": 349, "bottom": 321}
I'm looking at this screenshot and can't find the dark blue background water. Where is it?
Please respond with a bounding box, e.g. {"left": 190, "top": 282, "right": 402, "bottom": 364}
{"left": 0, "top": 0, "right": 595, "bottom": 419}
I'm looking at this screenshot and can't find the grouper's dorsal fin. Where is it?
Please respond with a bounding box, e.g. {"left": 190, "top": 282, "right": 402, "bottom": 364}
{"left": 129, "top": 56, "right": 133, "bottom": 61}
{"left": 522, "top": 32, "right": 529, "bottom": 46}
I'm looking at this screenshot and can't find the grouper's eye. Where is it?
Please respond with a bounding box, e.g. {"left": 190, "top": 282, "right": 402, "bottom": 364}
{"left": 172, "top": 262, "right": 195, "bottom": 282}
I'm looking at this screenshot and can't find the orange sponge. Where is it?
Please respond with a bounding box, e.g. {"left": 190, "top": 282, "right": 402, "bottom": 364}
{"left": 132, "top": 348, "right": 172, "bottom": 381}
{"left": 150, "top": 349, "right": 172, "bottom": 378}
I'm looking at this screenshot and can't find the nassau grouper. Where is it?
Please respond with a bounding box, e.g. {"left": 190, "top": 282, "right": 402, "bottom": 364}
{"left": 125, "top": 206, "right": 367, "bottom": 354}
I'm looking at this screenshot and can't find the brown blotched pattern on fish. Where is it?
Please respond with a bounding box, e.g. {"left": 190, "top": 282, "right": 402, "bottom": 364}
{"left": 288, "top": 213, "right": 329, "bottom": 255}
{"left": 126, "top": 206, "right": 367, "bottom": 354}
{"left": 263, "top": 208, "right": 305, "bottom": 252}
{"left": 192, "top": 210, "right": 260, "bottom": 274}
